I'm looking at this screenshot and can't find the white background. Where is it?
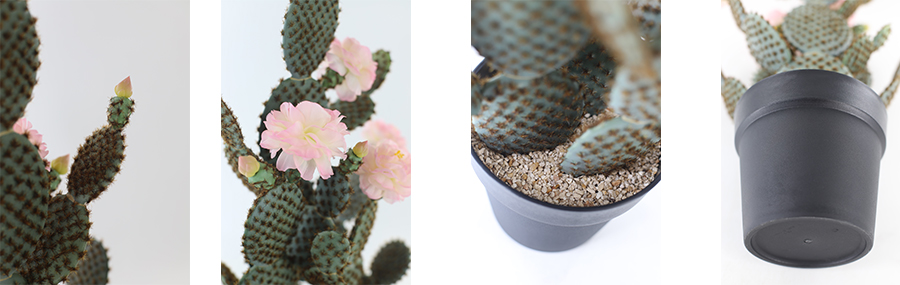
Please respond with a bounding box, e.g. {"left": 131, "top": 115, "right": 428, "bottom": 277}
{"left": 219, "top": 1, "right": 412, "bottom": 284}
{"left": 24, "top": 1, "right": 190, "bottom": 283}
{"left": 720, "top": 1, "right": 900, "bottom": 284}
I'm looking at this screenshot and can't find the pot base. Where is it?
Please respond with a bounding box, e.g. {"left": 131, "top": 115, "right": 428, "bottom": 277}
{"left": 745, "top": 217, "right": 872, "bottom": 268}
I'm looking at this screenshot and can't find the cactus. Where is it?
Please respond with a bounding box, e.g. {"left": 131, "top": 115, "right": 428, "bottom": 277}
{"left": 722, "top": 0, "right": 900, "bottom": 115}
{"left": 221, "top": 1, "right": 410, "bottom": 284}
{"left": 471, "top": 0, "right": 662, "bottom": 177}
{"left": 1, "top": 2, "right": 126, "bottom": 284}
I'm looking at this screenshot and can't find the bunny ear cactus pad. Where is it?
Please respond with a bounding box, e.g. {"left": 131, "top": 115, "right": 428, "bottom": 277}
{"left": 471, "top": 0, "right": 591, "bottom": 80}
{"left": 837, "top": 0, "right": 871, "bottom": 19}
{"left": 106, "top": 96, "right": 134, "bottom": 129}
{"left": 721, "top": 74, "right": 747, "bottom": 119}
{"left": 0, "top": 0, "right": 40, "bottom": 132}
{"left": 238, "top": 259, "right": 298, "bottom": 285}
{"left": 367, "top": 240, "right": 410, "bottom": 285}
{"left": 221, "top": 263, "right": 239, "bottom": 285}
{"left": 329, "top": 94, "right": 375, "bottom": 131}
{"left": 257, "top": 78, "right": 328, "bottom": 165}
{"left": 739, "top": 13, "right": 792, "bottom": 74}
{"left": 562, "top": 117, "right": 659, "bottom": 176}
{"left": 0, "top": 132, "right": 49, "bottom": 276}
{"left": 68, "top": 238, "right": 110, "bottom": 285}
{"left": 242, "top": 183, "right": 305, "bottom": 266}
{"left": 472, "top": 71, "right": 583, "bottom": 155}
{"left": 282, "top": 0, "right": 339, "bottom": 78}
{"left": 349, "top": 199, "right": 377, "bottom": 256}
{"left": 67, "top": 125, "right": 126, "bottom": 205}
{"left": 20, "top": 195, "right": 90, "bottom": 284}
{"left": 778, "top": 50, "right": 853, "bottom": 76}
{"left": 607, "top": 67, "right": 661, "bottom": 124}
{"left": 285, "top": 204, "right": 337, "bottom": 273}
{"left": 362, "top": 50, "right": 391, "bottom": 97}
{"left": 782, "top": 4, "right": 853, "bottom": 56}
{"left": 562, "top": 39, "right": 616, "bottom": 116}
{"left": 628, "top": 0, "right": 661, "bottom": 53}
{"left": 310, "top": 231, "right": 351, "bottom": 284}
{"left": 314, "top": 168, "right": 352, "bottom": 219}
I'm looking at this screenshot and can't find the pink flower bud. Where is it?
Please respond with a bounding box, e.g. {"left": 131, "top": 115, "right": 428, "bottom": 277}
{"left": 51, "top": 154, "right": 70, "bottom": 175}
{"left": 353, "top": 141, "right": 369, "bottom": 158}
{"left": 115, "top": 76, "right": 133, "bottom": 98}
{"left": 238, "top": 155, "right": 260, "bottom": 177}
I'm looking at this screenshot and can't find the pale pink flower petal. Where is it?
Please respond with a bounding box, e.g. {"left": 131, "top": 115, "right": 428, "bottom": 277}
{"left": 115, "top": 76, "right": 133, "bottom": 98}
{"left": 260, "top": 101, "right": 350, "bottom": 181}
{"left": 765, "top": 10, "right": 786, "bottom": 26}
{"left": 13, "top": 118, "right": 32, "bottom": 134}
{"left": 238, "top": 156, "right": 260, "bottom": 177}
{"left": 357, "top": 140, "right": 411, "bottom": 204}
{"left": 324, "top": 37, "right": 378, "bottom": 102}
{"left": 12, "top": 118, "right": 49, "bottom": 161}
{"left": 311, "top": 58, "right": 331, "bottom": 80}
{"left": 361, "top": 120, "right": 406, "bottom": 149}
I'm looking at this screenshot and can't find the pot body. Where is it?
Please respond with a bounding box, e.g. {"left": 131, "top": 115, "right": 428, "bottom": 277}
{"left": 471, "top": 149, "right": 660, "bottom": 252}
{"left": 734, "top": 70, "right": 887, "bottom": 267}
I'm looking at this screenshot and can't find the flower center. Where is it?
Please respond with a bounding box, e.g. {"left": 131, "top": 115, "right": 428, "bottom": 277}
{"left": 393, "top": 150, "right": 404, "bottom": 160}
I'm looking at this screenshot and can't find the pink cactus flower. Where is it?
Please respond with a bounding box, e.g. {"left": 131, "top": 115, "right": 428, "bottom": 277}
{"left": 764, "top": 10, "right": 787, "bottom": 26}
{"left": 326, "top": 37, "right": 378, "bottom": 102}
{"left": 357, "top": 140, "right": 411, "bottom": 204}
{"left": 260, "top": 101, "right": 350, "bottom": 181}
{"left": 12, "top": 118, "right": 49, "bottom": 160}
{"left": 115, "top": 76, "right": 133, "bottom": 98}
{"left": 361, "top": 120, "right": 406, "bottom": 149}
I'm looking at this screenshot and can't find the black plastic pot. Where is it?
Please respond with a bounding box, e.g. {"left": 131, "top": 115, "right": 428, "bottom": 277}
{"left": 471, "top": 148, "right": 661, "bottom": 252}
{"left": 734, "top": 69, "right": 888, "bottom": 267}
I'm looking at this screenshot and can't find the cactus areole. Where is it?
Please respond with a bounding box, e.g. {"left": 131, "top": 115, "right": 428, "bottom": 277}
{"left": 734, "top": 70, "right": 886, "bottom": 268}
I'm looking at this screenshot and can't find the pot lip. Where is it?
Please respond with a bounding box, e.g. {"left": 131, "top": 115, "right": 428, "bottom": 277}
{"left": 471, "top": 146, "right": 661, "bottom": 212}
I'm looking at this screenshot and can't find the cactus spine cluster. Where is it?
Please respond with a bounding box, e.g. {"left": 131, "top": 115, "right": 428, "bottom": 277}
{"left": 221, "top": 0, "right": 409, "bottom": 284}
{"left": 471, "top": 0, "right": 662, "bottom": 176}
{"left": 1, "top": 2, "right": 123, "bottom": 284}
{"left": 722, "top": 0, "right": 900, "bottom": 115}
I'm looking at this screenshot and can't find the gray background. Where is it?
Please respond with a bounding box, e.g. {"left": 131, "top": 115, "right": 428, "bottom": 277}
{"left": 220, "top": 1, "right": 412, "bottom": 284}
{"left": 24, "top": 0, "right": 190, "bottom": 283}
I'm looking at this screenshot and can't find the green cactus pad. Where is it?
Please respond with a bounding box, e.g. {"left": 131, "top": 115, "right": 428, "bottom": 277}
{"left": 311, "top": 231, "right": 351, "bottom": 284}
{"left": 471, "top": 0, "right": 590, "bottom": 79}
{"left": 873, "top": 25, "right": 890, "bottom": 48}
{"left": 349, "top": 199, "right": 377, "bottom": 257}
{"left": 721, "top": 73, "right": 747, "bottom": 119}
{"left": 106, "top": 96, "right": 134, "bottom": 129}
{"left": 629, "top": 0, "right": 661, "bottom": 53}
{"left": 242, "top": 182, "right": 305, "bottom": 266}
{"left": 368, "top": 240, "right": 410, "bottom": 285}
{"left": 752, "top": 68, "right": 774, "bottom": 84}
{"left": 222, "top": 99, "right": 270, "bottom": 195}
{"left": 777, "top": 50, "right": 853, "bottom": 76}
{"left": 740, "top": 13, "right": 792, "bottom": 73}
{"left": 562, "top": 39, "right": 616, "bottom": 116}
{"left": 782, "top": 4, "right": 852, "bottom": 56}
{"left": 336, "top": 175, "right": 369, "bottom": 224}
{"left": 257, "top": 78, "right": 328, "bottom": 165}
{"left": 471, "top": 73, "right": 484, "bottom": 117}
{"left": 67, "top": 125, "right": 125, "bottom": 205}
{"left": 0, "top": 0, "right": 40, "bottom": 132}
{"left": 341, "top": 255, "right": 365, "bottom": 285}
{"left": 20, "top": 195, "right": 90, "bottom": 284}
{"left": 837, "top": 0, "right": 871, "bottom": 19}
{"left": 607, "top": 67, "right": 661, "bottom": 124}
{"left": 315, "top": 168, "right": 352, "bottom": 219}
{"left": 328, "top": 94, "right": 375, "bottom": 131}
{"left": 0, "top": 272, "right": 27, "bottom": 285}
{"left": 238, "top": 259, "right": 298, "bottom": 285}
{"left": 68, "top": 238, "right": 110, "bottom": 285}
{"left": 727, "top": 0, "right": 747, "bottom": 31}
{"left": 221, "top": 262, "right": 238, "bottom": 285}
{"left": 806, "top": 0, "right": 840, "bottom": 5}
{"left": 882, "top": 64, "right": 900, "bottom": 106}
{"left": 285, "top": 204, "right": 337, "bottom": 272}
{"left": 282, "top": 0, "right": 339, "bottom": 78}
{"left": 842, "top": 33, "right": 877, "bottom": 81}
{"left": 561, "top": 116, "right": 659, "bottom": 176}
{"left": 362, "top": 50, "right": 391, "bottom": 96}
{"left": 0, "top": 132, "right": 49, "bottom": 276}
{"left": 472, "top": 71, "right": 583, "bottom": 155}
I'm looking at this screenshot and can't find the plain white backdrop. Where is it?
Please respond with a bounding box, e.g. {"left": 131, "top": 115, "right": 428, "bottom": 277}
{"left": 219, "top": 1, "right": 412, "bottom": 284}
{"left": 720, "top": 1, "right": 900, "bottom": 284}
{"left": 23, "top": 1, "right": 190, "bottom": 283}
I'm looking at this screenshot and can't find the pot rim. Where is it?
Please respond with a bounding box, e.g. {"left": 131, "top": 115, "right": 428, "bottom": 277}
{"left": 471, "top": 146, "right": 661, "bottom": 212}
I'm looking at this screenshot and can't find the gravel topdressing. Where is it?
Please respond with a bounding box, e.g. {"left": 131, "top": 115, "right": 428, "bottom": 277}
{"left": 472, "top": 111, "right": 661, "bottom": 207}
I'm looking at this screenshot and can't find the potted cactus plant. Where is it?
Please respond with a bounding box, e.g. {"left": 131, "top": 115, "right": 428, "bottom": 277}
{"left": 470, "top": 0, "right": 661, "bottom": 252}
{"left": 722, "top": 0, "right": 900, "bottom": 267}
{"left": 221, "top": 0, "right": 411, "bottom": 284}
{"left": 1, "top": 2, "right": 129, "bottom": 283}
